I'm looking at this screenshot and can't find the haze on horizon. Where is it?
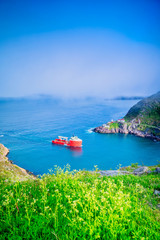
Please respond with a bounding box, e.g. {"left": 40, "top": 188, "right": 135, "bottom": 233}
{"left": 0, "top": 0, "right": 160, "bottom": 99}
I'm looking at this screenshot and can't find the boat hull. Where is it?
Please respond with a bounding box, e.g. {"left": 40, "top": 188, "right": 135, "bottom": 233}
{"left": 52, "top": 139, "right": 67, "bottom": 145}
{"left": 52, "top": 137, "right": 82, "bottom": 148}
{"left": 67, "top": 140, "right": 82, "bottom": 147}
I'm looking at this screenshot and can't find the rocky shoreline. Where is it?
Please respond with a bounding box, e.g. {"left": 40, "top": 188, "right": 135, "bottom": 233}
{"left": 94, "top": 121, "right": 160, "bottom": 141}
{"left": 97, "top": 166, "right": 160, "bottom": 177}
{"left": 94, "top": 91, "right": 160, "bottom": 141}
{"left": 0, "top": 144, "right": 36, "bottom": 181}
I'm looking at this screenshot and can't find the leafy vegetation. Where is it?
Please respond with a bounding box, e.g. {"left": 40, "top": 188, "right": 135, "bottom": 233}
{"left": 0, "top": 166, "right": 160, "bottom": 240}
{"left": 131, "top": 163, "right": 139, "bottom": 168}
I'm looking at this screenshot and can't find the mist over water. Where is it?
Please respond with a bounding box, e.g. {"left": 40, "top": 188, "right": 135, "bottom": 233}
{"left": 0, "top": 98, "right": 159, "bottom": 175}
{"left": 1, "top": 30, "right": 160, "bottom": 99}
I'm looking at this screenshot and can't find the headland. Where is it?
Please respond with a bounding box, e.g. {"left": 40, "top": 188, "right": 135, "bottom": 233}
{"left": 94, "top": 91, "right": 160, "bottom": 141}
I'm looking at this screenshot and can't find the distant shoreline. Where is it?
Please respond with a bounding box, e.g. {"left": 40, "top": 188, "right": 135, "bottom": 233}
{"left": 105, "top": 96, "right": 144, "bottom": 101}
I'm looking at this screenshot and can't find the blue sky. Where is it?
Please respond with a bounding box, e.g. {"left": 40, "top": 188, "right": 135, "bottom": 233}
{"left": 0, "top": 0, "right": 160, "bottom": 98}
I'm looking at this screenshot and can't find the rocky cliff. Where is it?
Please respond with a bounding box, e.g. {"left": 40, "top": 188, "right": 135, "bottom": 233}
{"left": 0, "top": 144, "right": 36, "bottom": 181}
{"left": 94, "top": 91, "right": 160, "bottom": 141}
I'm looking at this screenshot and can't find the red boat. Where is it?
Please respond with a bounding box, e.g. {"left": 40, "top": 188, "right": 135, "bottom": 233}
{"left": 52, "top": 136, "right": 82, "bottom": 147}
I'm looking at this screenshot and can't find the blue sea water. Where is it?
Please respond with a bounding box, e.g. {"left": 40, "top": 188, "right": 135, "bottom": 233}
{"left": 0, "top": 98, "right": 159, "bottom": 175}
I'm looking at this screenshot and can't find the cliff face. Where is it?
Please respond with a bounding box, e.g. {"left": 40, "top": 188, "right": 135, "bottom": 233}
{"left": 94, "top": 91, "right": 160, "bottom": 141}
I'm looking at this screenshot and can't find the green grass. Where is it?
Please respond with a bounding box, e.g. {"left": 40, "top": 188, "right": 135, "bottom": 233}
{"left": 0, "top": 166, "right": 160, "bottom": 240}
{"left": 109, "top": 122, "right": 119, "bottom": 130}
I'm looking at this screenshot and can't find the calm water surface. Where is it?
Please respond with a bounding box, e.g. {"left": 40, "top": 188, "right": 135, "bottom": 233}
{"left": 0, "top": 98, "right": 159, "bottom": 175}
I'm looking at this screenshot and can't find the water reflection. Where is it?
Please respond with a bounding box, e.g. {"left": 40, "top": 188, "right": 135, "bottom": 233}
{"left": 68, "top": 147, "right": 83, "bottom": 157}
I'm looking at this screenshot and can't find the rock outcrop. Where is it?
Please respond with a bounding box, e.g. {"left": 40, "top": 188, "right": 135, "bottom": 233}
{"left": 0, "top": 144, "right": 36, "bottom": 181}
{"left": 94, "top": 123, "right": 160, "bottom": 141}
{"left": 97, "top": 166, "right": 160, "bottom": 177}
{"left": 98, "top": 170, "right": 130, "bottom": 176}
{"left": 133, "top": 166, "right": 149, "bottom": 175}
{"left": 94, "top": 91, "right": 160, "bottom": 141}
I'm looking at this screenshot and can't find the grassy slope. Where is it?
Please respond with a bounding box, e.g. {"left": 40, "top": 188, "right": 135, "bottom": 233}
{"left": 0, "top": 167, "right": 160, "bottom": 240}
{"left": 124, "top": 91, "right": 160, "bottom": 128}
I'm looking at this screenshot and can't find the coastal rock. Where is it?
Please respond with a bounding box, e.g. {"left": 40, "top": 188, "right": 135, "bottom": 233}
{"left": 156, "top": 167, "right": 160, "bottom": 173}
{"left": 94, "top": 91, "right": 160, "bottom": 141}
{"left": 94, "top": 122, "right": 160, "bottom": 141}
{"left": 154, "top": 190, "right": 160, "bottom": 195}
{"left": 0, "top": 144, "right": 36, "bottom": 181}
{"left": 99, "top": 170, "right": 130, "bottom": 176}
{"left": 133, "top": 167, "right": 148, "bottom": 175}
{"left": 123, "top": 123, "right": 129, "bottom": 134}
{"left": 95, "top": 165, "right": 159, "bottom": 177}
{"left": 0, "top": 144, "right": 9, "bottom": 159}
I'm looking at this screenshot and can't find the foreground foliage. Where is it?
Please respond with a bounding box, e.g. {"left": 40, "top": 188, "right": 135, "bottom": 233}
{"left": 0, "top": 167, "right": 160, "bottom": 240}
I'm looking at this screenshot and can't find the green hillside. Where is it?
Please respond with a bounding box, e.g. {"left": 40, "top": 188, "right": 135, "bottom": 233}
{"left": 125, "top": 91, "right": 160, "bottom": 127}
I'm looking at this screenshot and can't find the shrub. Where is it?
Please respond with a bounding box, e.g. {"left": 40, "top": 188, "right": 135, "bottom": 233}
{"left": 0, "top": 167, "right": 159, "bottom": 239}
